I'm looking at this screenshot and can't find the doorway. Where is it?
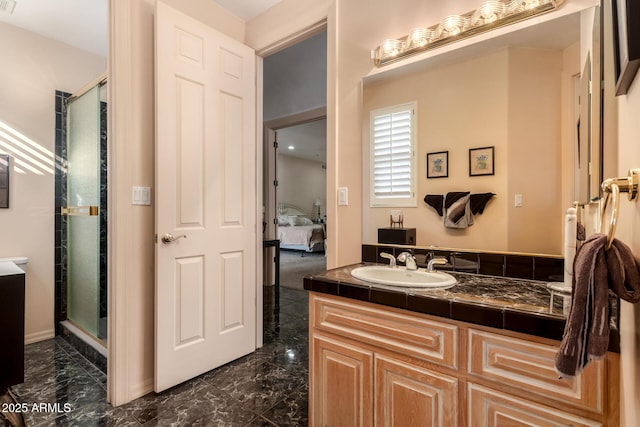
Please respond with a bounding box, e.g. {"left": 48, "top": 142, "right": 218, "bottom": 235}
{"left": 262, "top": 30, "right": 327, "bottom": 315}
{"left": 54, "top": 75, "right": 108, "bottom": 372}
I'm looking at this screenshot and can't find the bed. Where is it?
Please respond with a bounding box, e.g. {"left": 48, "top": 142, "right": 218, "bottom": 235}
{"left": 277, "top": 204, "right": 325, "bottom": 253}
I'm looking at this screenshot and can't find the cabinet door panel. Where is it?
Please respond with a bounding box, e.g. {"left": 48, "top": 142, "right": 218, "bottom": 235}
{"left": 468, "top": 383, "right": 602, "bottom": 427}
{"left": 311, "top": 333, "right": 373, "bottom": 426}
{"left": 375, "top": 355, "right": 458, "bottom": 427}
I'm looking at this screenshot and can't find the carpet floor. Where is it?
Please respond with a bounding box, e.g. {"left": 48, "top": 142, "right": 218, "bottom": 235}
{"left": 279, "top": 249, "right": 326, "bottom": 290}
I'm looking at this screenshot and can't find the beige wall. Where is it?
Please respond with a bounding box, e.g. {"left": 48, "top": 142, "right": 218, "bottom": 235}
{"left": 362, "top": 48, "right": 566, "bottom": 254}
{"left": 163, "top": 0, "right": 244, "bottom": 41}
{"left": 0, "top": 22, "right": 106, "bottom": 344}
{"left": 507, "top": 48, "right": 563, "bottom": 254}
{"left": 278, "top": 154, "right": 326, "bottom": 218}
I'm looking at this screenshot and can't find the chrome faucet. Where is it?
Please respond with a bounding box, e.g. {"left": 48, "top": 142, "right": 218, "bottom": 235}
{"left": 427, "top": 257, "right": 448, "bottom": 272}
{"left": 396, "top": 252, "right": 417, "bottom": 270}
{"left": 380, "top": 252, "right": 396, "bottom": 267}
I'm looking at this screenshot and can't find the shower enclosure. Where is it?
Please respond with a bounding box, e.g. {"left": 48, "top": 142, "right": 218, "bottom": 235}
{"left": 55, "top": 75, "right": 108, "bottom": 366}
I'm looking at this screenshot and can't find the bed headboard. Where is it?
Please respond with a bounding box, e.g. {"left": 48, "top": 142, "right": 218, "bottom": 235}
{"left": 278, "top": 203, "right": 309, "bottom": 218}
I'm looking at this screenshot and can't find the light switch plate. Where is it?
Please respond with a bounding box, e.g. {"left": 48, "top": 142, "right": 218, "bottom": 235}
{"left": 514, "top": 193, "right": 523, "bottom": 207}
{"left": 132, "top": 186, "right": 151, "bottom": 206}
{"left": 338, "top": 187, "right": 348, "bottom": 206}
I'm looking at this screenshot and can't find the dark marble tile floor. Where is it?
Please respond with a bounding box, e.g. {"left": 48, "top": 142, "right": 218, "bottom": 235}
{"left": 8, "top": 287, "right": 309, "bottom": 426}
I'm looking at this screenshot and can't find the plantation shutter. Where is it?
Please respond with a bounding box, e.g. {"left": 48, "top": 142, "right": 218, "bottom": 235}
{"left": 370, "top": 103, "right": 416, "bottom": 207}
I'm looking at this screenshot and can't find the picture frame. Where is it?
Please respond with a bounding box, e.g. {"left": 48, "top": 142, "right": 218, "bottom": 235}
{"left": 0, "top": 154, "right": 9, "bottom": 208}
{"left": 612, "top": 0, "right": 640, "bottom": 96}
{"left": 469, "top": 146, "right": 494, "bottom": 176}
{"left": 426, "top": 151, "right": 448, "bottom": 178}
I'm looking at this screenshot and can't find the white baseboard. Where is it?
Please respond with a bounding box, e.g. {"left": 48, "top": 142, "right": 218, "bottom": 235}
{"left": 131, "top": 378, "right": 154, "bottom": 400}
{"left": 25, "top": 329, "right": 56, "bottom": 345}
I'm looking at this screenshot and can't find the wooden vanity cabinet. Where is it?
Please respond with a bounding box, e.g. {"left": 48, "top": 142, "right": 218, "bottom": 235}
{"left": 309, "top": 292, "right": 619, "bottom": 426}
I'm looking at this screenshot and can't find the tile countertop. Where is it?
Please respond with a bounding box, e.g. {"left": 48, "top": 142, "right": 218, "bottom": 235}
{"left": 303, "top": 263, "right": 620, "bottom": 352}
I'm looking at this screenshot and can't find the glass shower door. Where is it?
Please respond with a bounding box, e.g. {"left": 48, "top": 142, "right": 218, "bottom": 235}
{"left": 65, "top": 85, "right": 101, "bottom": 339}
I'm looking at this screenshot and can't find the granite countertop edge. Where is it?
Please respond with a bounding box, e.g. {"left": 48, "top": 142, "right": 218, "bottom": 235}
{"left": 303, "top": 263, "right": 620, "bottom": 353}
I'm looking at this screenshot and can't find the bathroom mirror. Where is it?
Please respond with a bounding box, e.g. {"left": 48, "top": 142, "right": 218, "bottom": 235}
{"left": 362, "top": 6, "right": 604, "bottom": 256}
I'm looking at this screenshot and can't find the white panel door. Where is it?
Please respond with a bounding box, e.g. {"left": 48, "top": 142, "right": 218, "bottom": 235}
{"left": 155, "top": 1, "right": 257, "bottom": 392}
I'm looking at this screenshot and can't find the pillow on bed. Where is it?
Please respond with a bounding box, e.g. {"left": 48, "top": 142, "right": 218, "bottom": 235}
{"left": 278, "top": 215, "right": 290, "bottom": 226}
{"left": 287, "top": 215, "right": 314, "bottom": 226}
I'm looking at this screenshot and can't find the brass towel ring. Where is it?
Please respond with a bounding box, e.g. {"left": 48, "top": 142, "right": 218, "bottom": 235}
{"left": 600, "top": 169, "right": 640, "bottom": 250}
{"left": 600, "top": 183, "right": 620, "bottom": 250}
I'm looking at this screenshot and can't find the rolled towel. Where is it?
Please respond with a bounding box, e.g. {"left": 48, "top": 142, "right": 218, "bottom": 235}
{"left": 424, "top": 194, "right": 444, "bottom": 216}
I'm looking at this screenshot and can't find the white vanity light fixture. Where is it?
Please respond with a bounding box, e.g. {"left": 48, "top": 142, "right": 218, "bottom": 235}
{"left": 372, "top": 0, "right": 562, "bottom": 66}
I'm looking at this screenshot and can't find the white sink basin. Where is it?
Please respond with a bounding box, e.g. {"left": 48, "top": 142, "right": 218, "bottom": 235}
{"left": 351, "top": 266, "right": 456, "bottom": 289}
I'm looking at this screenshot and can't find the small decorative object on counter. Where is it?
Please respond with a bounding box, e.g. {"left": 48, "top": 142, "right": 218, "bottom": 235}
{"left": 389, "top": 209, "right": 403, "bottom": 228}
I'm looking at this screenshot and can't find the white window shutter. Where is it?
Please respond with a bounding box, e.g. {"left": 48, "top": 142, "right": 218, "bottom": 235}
{"left": 370, "top": 102, "right": 417, "bottom": 207}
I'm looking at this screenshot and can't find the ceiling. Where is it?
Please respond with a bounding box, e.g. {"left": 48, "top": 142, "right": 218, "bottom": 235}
{"left": 277, "top": 119, "right": 326, "bottom": 164}
{"left": 0, "top": 0, "right": 280, "bottom": 58}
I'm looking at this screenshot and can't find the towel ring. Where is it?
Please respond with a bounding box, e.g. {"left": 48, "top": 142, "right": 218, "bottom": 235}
{"left": 600, "top": 183, "right": 620, "bottom": 250}
{"left": 600, "top": 168, "right": 640, "bottom": 250}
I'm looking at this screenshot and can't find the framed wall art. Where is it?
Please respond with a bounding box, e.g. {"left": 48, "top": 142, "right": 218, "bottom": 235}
{"left": 0, "top": 154, "right": 9, "bottom": 208}
{"left": 469, "top": 146, "right": 494, "bottom": 176}
{"left": 427, "top": 151, "right": 448, "bottom": 178}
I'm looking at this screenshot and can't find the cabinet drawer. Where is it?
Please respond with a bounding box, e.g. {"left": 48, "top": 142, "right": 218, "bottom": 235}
{"left": 311, "top": 294, "right": 458, "bottom": 368}
{"left": 468, "top": 329, "right": 604, "bottom": 413}
{"left": 468, "top": 383, "right": 602, "bottom": 427}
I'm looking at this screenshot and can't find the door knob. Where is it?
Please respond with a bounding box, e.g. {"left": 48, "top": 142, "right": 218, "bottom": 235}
{"left": 161, "top": 233, "right": 187, "bottom": 244}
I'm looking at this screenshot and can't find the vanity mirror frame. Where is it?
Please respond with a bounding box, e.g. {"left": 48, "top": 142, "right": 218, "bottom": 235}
{"left": 362, "top": 3, "right": 607, "bottom": 256}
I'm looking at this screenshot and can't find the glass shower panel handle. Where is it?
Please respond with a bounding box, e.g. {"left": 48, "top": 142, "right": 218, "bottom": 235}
{"left": 61, "top": 205, "right": 99, "bottom": 216}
